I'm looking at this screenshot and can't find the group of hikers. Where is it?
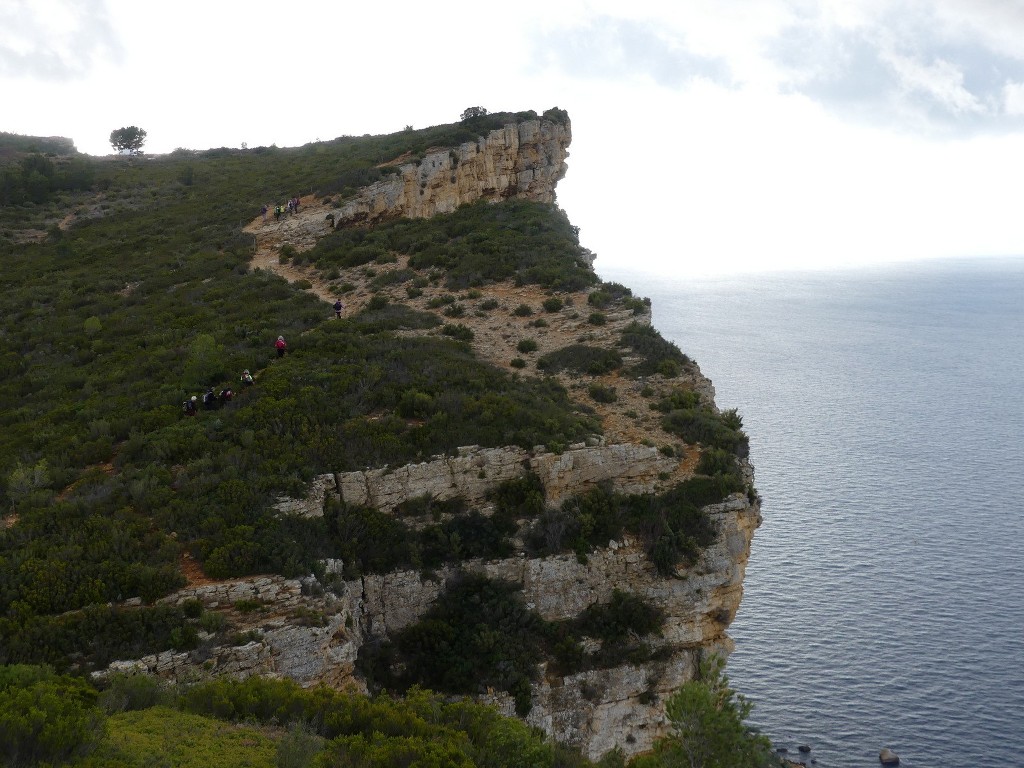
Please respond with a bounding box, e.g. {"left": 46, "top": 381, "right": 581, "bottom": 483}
{"left": 261, "top": 197, "right": 302, "bottom": 222}
{"left": 181, "top": 308, "right": 339, "bottom": 418}
{"left": 182, "top": 367, "right": 257, "bottom": 416}
{"left": 182, "top": 385, "right": 235, "bottom": 416}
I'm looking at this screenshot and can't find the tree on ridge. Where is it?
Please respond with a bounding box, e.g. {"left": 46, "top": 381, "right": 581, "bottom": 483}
{"left": 109, "top": 126, "right": 147, "bottom": 154}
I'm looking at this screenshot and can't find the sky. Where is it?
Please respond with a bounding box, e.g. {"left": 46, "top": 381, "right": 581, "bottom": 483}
{"left": 4, "top": 0, "right": 1024, "bottom": 277}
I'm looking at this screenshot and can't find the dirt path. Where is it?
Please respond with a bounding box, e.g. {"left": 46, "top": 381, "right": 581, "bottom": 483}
{"left": 244, "top": 196, "right": 338, "bottom": 303}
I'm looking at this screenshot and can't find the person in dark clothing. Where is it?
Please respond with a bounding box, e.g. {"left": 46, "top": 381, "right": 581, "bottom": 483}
{"left": 275, "top": 336, "right": 287, "bottom": 358}
{"left": 183, "top": 396, "right": 197, "bottom": 416}
{"left": 333, "top": 299, "right": 344, "bottom": 318}
{"left": 203, "top": 388, "right": 218, "bottom": 410}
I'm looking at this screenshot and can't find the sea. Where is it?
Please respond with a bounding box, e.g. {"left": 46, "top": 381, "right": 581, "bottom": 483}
{"left": 602, "top": 257, "right": 1024, "bottom": 768}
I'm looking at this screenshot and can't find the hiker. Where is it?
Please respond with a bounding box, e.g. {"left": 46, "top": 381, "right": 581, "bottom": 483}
{"left": 334, "top": 299, "right": 344, "bottom": 318}
{"left": 274, "top": 205, "right": 281, "bottom": 221}
{"left": 275, "top": 335, "right": 287, "bottom": 358}
{"left": 183, "top": 396, "right": 197, "bottom": 416}
{"left": 203, "top": 388, "right": 218, "bottom": 410}
{"left": 219, "top": 388, "right": 234, "bottom": 405}
{"left": 293, "top": 196, "right": 300, "bottom": 213}
{"left": 240, "top": 369, "right": 254, "bottom": 386}
{"left": 260, "top": 204, "right": 268, "bottom": 221}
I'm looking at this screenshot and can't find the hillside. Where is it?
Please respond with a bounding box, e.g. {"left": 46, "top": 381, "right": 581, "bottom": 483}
{"left": 0, "top": 110, "right": 762, "bottom": 764}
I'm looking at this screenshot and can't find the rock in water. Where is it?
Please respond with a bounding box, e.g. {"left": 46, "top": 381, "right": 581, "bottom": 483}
{"left": 879, "top": 747, "right": 900, "bottom": 765}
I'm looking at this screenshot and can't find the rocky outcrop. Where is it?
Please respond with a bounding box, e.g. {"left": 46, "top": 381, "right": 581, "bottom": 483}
{"left": 107, "top": 473, "right": 760, "bottom": 760}
{"left": 279, "top": 441, "right": 680, "bottom": 519}
{"left": 246, "top": 118, "right": 570, "bottom": 260}
{"left": 335, "top": 118, "right": 570, "bottom": 226}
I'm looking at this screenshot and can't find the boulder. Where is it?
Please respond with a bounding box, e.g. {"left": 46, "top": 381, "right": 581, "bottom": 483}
{"left": 879, "top": 747, "right": 900, "bottom": 765}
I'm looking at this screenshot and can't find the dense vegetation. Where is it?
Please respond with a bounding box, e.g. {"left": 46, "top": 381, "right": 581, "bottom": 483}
{"left": 357, "top": 574, "right": 667, "bottom": 716}
{"left": 0, "top": 660, "right": 776, "bottom": 768}
{"left": 305, "top": 197, "right": 596, "bottom": 291}
{"left": 0, "top": 111, "right": 761, "bottom": 765}
{"left": 0, "top": 117, "right": 599, "bottom": 670}
{"left": 0, "top": 665, "right": 610, "bottom": 768}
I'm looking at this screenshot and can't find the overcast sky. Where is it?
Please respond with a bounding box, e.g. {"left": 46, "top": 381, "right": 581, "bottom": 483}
{"left": 4, "top": 0, "right": 1024, "bottom": 276}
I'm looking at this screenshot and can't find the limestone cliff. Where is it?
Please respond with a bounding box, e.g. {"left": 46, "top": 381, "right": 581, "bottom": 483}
{"left": 336, "top": 118, "right": 570, "bottom": 225}
{"left": 100, "top": 114, "right": 761, "bottom": 761}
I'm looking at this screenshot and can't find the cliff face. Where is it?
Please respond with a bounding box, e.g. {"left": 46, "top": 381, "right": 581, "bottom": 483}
{"left": 109, "top": 452, "right": 759, "bottom": 759}
{"left": 336, "top": 118, "right": 570, "bottom": 226}
{"left": 102, "top": 116, "right": 761, "bottom": 761}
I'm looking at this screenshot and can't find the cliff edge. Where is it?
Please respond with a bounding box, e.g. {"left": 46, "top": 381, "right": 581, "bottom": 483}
{"left": 99, "top": 113, "right": 761, "bottom": 761}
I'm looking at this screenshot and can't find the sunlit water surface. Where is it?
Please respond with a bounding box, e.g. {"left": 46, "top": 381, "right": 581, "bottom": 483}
{"left": 602, "top": 258, "right": 1024, "bottom": 768}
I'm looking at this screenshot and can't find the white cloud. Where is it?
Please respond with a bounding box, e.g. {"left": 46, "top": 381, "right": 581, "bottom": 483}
{"left": 5, "top": 0, "right": 1024, "bottom": 275}
{"left": 881, "top": 49, "right": 984, "bottom": 115}
{"left": 0, "top": 0, "right": 121, "bottom": 80}
{"left": 1003, "top": 82, "right": 1024, "bottom": 116}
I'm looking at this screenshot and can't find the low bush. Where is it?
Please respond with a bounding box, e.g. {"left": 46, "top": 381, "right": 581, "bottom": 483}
{"left": 538, "top": 345, "right": 622, "bottom": 375}
{"left": 517, "top": 338, "right": 538, "bottom": 354}
{"left": 619, "top": 322, "right": 690, "bottom": 378}
{"left": 662, "top": 408, "right": 749, "bottom": 459}
{"left": 442, "top": 323, "right": 474, "bottom": 341}
{"left": 526, "top": 479, "right": 733, "bottom": 576}
{"left": 0, "top": 665, "right": 105, "bottom": 765}
{"left": 588, "top": 383, "right": 617, "bottom": 403}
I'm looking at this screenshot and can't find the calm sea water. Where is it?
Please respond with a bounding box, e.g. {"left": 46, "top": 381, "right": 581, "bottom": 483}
{"left": 603, "top": 258, "right": 1024, "bottom": 768}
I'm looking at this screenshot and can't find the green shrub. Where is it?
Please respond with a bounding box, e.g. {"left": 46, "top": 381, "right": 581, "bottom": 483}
{"left": 513, "top": 303, "right": 533, "bottom": 317}
{"left": 0, "top": 665, "right": 105, "bottom": 765}
{"left": 99, "top": 672, "right": 171, "bottom": 713}
{"left": 442, "top": 323, "right": 474, "bottom": 341}
{"left": 543, "top": 297, "right": 564, "bottom": 312}
{"left": 479, "top": 298, "right": 499, "bottom": 310}
{"left": 276, "top": 721, "right": 325, "bottom": 768}
{"left": 588, "top": 383, "right": 617, "bottom": 403}
{"left": 427, "top": 294, "right": 456, "bottom": 308}
{"left": 652, "top": 389, "right": 702, "bottom": 412}
{"left": 619, "top": 322, "right": 690, "bottom": 378}
{"left": 517, "top": 338, "right": 538, "bottom": 354}
{"left": 588, "top": 312, "right": 606, "bottom": 326}
{"left": 538, "top": 345, "right": 622, "bottom": 375}
{"left": 366, "top": 294, "right": 389, "bottom": 311}
{"left": 696, "top": 447, "right": 740, "bottom": 479}
{"left": 661, "top": 409, "right": 749, "bottom": 459}
{"left": 653, "top": 656, "right": 774, "bottom": 768}
{"left": 510, "top": 358, "right": 526, "bottom": 369}
{"left": 526, "top": 480, "right": 731, "bottom": 576}
{"left": 361, "top": 575, "right": 545, "bottom": 716}
{"left": 622, "top": 296, "right": 651, "bottom": 315}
